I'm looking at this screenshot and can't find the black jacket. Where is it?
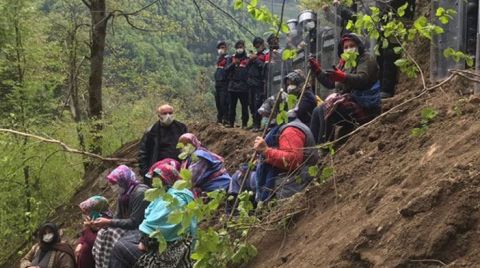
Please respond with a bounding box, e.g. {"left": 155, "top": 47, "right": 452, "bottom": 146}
{"left": 111, "top": 184, "right": 150, "bottom": 230}
{"left": 138, "top": 120, "right": 187, "bottom": 176}
{"left": 214, "top": 54, "right": 231, "bottom": 87}
{"left": 225, "top": 52, "right": 249, "bottom": 93}
{"left": 246, "top": 50, "right": 268, "bottom": 90}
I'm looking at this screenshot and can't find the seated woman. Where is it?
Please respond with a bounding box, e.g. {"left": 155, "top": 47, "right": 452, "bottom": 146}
{"left": 20, "top": 222, "right": 75, "bottom": 268}
{"left": 178, "top": 133, "right": 231, "bottom": 196}
{"left": 91, "top": 165, "right": 150, "bottom": 268}
{"left": 254, "top": 114, "right": 318, "bottom": 202}
{"left": 309, "top": 33, "right": 380, "bottom": 144}
{"left": 283, "top": 69, "right": 318, "bottom": 125}
{"left": 76, "top": 195, "right": 112, "bottom": 268}
{"left": 109, "top": 163, "right": 196, "bottom": 268}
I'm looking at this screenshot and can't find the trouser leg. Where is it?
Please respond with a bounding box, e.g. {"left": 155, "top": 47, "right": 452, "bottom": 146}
{"left": 253, "top": 91, "right": 265, "bottom": 128}
{"left": 310, "top": 106, "right": 325, "bottom": 144}
{"left": 238, "top": 92, "right": 250, "bottom": 127}
{"left": 379, "top": 45, "right": 400, "bottom": 96}
{"left": 215, "top": 86, "right": 222, "bottom": 122}
{"left": 229, "top": 92, "right": 239, "bottom": 125}
{"left": 109, "top": 232, "right": 143, "bottom": 268}
{"left": 220, "top": 87, "right": 230, "bottom": 122}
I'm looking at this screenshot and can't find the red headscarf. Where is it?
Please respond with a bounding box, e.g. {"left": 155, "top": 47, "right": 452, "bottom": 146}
{"left": 146, "top": 159, "right": 181, "bottom": 187}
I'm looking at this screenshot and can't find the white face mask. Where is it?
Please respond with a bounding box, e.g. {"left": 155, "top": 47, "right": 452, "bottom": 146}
{"left": 159, "top": 114, "right": 174, "bottom": 126}
{"left": 217, "top": 49, "right": 225, "bottom": 55}
{"left": 287, "top": 85, "right": 298, "bottom": 93}
{"left": 236, "top": 48, "right": 244, "bottom": 54}
{"left": 344, "top": 47, "right": 357, "bottom": 53}
{"left": 43, "top": 233, "right": 54, "bottom": 243}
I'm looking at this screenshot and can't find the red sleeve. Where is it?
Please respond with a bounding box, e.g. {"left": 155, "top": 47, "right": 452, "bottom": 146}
{"left": 264, "top": 127, "right": 305, "bottom": 170}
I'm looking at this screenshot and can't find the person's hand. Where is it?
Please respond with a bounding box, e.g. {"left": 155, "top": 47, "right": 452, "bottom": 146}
{"left": 91, "top": 217, "right": 111, "bottom": 228}
{"left": 75, "top": 244, "right": 82, "bottom": 260}
{"left": 232, "top": 57, "right": 239, "bottom": 65}
{"left": 249, "top": 53, "right": 257, "bottom": 60}
{"left": 309, "top": 57, "right": 322, "bottom": 74}
{"left": 326, "top": 66, "right": 347, "bottom": 82}
{"left": 254, "top": 137, "right": 268, "bottom": 154}
{"left": 138, "top": 242, "right": 146, "bottom": 252}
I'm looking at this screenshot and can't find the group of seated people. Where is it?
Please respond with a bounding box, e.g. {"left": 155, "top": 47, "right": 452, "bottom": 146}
{"left": 21, "top": 32, "right": 381, "bottom": 268}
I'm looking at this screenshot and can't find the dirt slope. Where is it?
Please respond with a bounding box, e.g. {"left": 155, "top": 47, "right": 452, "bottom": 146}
{"left": 249, "top": 79, "right": 480, "bottom": 267}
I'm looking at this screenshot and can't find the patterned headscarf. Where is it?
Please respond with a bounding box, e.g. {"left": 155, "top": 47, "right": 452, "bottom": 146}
{"left": 79, "top": 195, "right": 112, "bottom": 220}
{"left": 179, "top": 133, "right": 203, "bottom": 149}
{"left": 106, "top": 165, "right": 139, "bottom": 205}
{"left": 150, "top": 163, "right": 181, "bottom": 187}
{"left": 145, "top": 158, "right": 181, "bottom": 179}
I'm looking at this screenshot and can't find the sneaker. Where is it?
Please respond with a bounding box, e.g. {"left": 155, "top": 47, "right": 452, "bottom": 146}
{"left": 241, "top": 124, "right": 248, "bottom": 129}
{"left": 226, "top": 123, "right": 234, "bottom": 128}
{"left": 251, "top": 128, "right": 261, "bottom": 132}
{"left": 381, "top": 92, "right": 393, "bottom": 99}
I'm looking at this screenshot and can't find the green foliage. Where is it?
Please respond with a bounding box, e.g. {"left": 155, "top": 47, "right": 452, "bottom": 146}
{"left": 411, "top": 107, "right": 438, "bottom": 137}
{"left": 287, "top": 94, "right": 298, "bottom": 109}
{"left": 281, "top": 48, "right": 297, "bottom": 61}
{"left": 443, "top": 48, "right": 474, "bottom": 67}
{"left": 435, "top": 7, "right": 457, "bottom": 25}
{"left": 394, "top": 58, "right": 418, "bottom": 78}
{"left": 234, "top": 0, "right": 289, "bottom": 35}
{"left": 341, "top": 51, "right": 359, "bottom": 69}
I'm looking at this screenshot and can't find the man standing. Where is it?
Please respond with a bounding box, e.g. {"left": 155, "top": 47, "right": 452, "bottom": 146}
{"left": 214, "top": 41, "right": 231, "bottom": 125}
{"left": 138, "top": 104, "right": 187, "bottom": 186}
{"left": 225, "top": 40, "right": 250, "bottom": 128}
{"left": 247, "top": 37, "right": 268, "bottom": 131}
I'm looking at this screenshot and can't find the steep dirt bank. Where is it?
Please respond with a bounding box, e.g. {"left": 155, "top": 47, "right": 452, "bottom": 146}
{"left": 249, "top": 79, "right": 480, "bottom": 267}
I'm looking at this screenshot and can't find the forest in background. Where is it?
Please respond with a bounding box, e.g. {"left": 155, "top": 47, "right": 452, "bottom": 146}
{"left": 0, "top": 0, "right": 293, "bottom": 262}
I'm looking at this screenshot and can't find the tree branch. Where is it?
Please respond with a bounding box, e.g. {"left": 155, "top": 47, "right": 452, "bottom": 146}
{"left": 203, "top": 0, "right": 256, "bottom": 37}
{"left": 0, "top": 128, "right": 136, "bottom": 163}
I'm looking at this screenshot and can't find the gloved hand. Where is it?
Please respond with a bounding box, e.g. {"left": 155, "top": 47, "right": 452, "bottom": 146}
{"left": 326, "top": 66, "right": 347, "bottom": 82}
{"left": 308, "top": 57, "right": 322, "bottom": 74}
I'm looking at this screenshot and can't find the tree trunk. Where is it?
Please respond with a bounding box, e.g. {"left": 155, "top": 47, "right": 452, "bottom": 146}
{"left": 87, "top": 0, "right": 108, "bottom": 154}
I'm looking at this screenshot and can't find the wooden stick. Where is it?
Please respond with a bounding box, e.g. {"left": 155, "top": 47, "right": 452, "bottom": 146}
{"left": 227, "top": 88, "right": 285, "bottom": 221}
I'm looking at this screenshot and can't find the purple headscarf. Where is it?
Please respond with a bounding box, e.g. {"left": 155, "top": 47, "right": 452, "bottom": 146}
{"left": 106, "top": 165, "right": 139, "bottom": 207}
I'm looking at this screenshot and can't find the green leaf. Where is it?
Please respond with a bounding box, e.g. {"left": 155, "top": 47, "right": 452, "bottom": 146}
{"left": 152, "top": 177, "right": 164, "bottom": 189}
{"left": 281, "top": 49, "right": 297, "bottom": 61}
{"left": 280, "top": 23, "right": 289, "bottom": 34}
{"left": 346, "top": 20, "right": 354, "bottom": 30}
{"left": 393, "top": 46, "right": 403, "bottom": 54}
{"left": 234, "top": 0, "right": 244, "bottom": 10}
{"left": 179, "top": 168, "right": 192, "bottom": 181}
{"left": 149, "top": 230, "right": 167, "bottom": 253}
{"left": 287, "top": 94, "right": 297, "bottom": 109}
{"left": 168, "top": 210, "right": 184, "bottom": 225}
{"left": 308, "top": 165, "right": 319, "bottom": 177}
{"left": 250, "top": 0, "right": 258, "bottom": 6}
{"left": 320, "top": 166, "right": 334, "bottom": 182}
{"left": 397, "top": 2, "right": 408, "bottom": 17}
{"left": 144, "top": 188, "right": 165, "bottom": 202}
{"left": 173, "top": 179, "right": 190, "bottom": 190}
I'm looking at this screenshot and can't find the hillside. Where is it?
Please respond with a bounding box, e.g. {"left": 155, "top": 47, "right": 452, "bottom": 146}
{"left": 248, "top": 75, "right": 480, "bottom": 267}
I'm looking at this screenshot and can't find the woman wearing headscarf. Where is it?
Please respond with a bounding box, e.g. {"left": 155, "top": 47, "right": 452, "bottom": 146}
{"left": 20, "top": 222, "right": 75, "bottom": 268}
{"left": 92, "top": 165, "right": 149, "bottom": 268}
{"left": 76, "top": 195, "right": 112, "bottom": 268}
{"left": 309, "top": 33, "right": 380, "bottom": 144}
{"left": 109, "top": 162, "right": 196, "bottom": 268}
{"left": 178, "top": 133, "right": 231, "bottom": 196}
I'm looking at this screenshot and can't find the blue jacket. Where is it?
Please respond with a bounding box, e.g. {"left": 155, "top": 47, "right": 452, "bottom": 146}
{"left": 139, "top": 188, "right": 196, "bottom": 241}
